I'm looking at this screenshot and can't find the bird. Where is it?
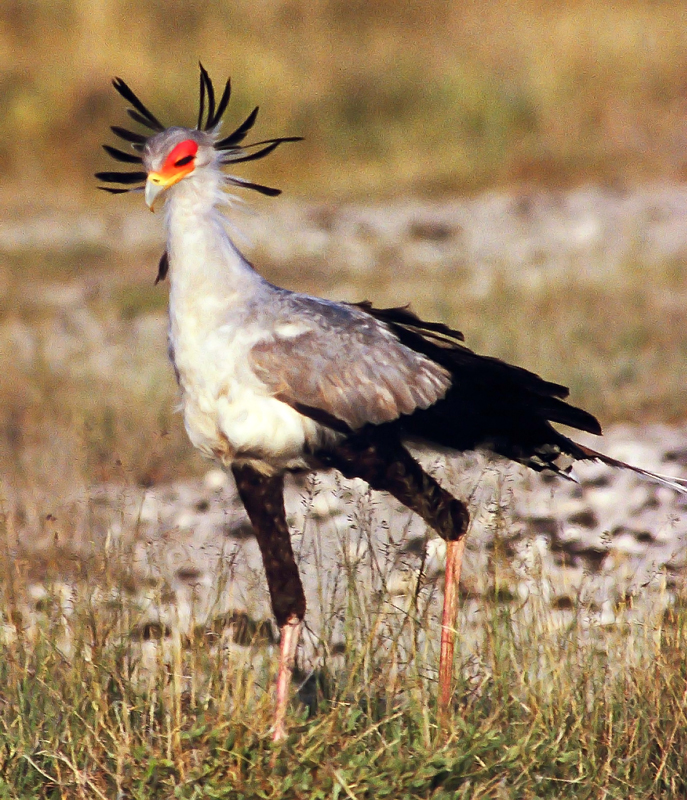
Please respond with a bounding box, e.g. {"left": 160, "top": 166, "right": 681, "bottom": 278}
{"left": 97, "top": 65, "right": 687, "bottom": 741}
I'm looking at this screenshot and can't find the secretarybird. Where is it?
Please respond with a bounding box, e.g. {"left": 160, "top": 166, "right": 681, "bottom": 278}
{"left": 97, "top": 65, "right": 687, "bottom": 741}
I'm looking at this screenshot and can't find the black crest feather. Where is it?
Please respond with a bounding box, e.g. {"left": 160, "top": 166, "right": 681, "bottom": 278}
{"left": 198, "top": 63, "right": 216, "bottom": 129}
{"left": 95, "top": 170, "right": 147, "bottom": 185}
{"left": 112, "top": 77, "right": 164, "bottom": 132}
{"left": 208, "top": 77, "right": 232, "bottom": 129}
{"left": 98, "top": 66, "right": 302, "bottom": 199}
{"left": 221, "top": 137, "right": 304, "bottom": 165}
{"left": 102, "top": 145, "right": 143, "bottom": 164}
{"left": 215, "top": 107, "right": 260, "bottom": 150}
{"left": 111, "top": 126, "right": 147, "bottom": 145}
{"left": 226, "top": 176, "right": 282, "bottom": 196}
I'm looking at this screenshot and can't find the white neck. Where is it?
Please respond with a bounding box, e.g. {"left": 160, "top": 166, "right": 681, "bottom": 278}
{"left": 163, "top": 168, "right": 265, "bottom": 318}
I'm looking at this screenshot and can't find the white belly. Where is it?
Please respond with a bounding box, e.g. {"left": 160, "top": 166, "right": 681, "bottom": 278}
{"left": 182, "top": 381, "right": 330, "bottom": 470}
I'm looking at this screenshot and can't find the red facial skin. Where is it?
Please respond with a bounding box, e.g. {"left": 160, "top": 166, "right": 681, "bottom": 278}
{"left": 159, "top": 139, "right": 199, "bottom": 179}
{"left": 146, "top": 139, "right": 200, "bottom": 211}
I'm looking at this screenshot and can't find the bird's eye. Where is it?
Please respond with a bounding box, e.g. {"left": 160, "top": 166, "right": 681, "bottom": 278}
{"left": 161, "top": 140, "right": 200, "bottom": 172}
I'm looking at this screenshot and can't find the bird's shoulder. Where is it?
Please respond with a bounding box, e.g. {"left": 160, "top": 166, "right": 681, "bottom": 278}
{"left": 247, "top": 289, "right": 452, "bottom": 430}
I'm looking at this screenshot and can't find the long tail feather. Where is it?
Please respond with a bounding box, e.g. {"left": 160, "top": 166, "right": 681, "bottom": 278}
{"left": 576, "top": 443, "right": 687, "bottom": 494}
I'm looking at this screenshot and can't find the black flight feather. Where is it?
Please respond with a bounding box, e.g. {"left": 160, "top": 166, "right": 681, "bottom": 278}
{"left": 354, "top": 303, "right": 602, "bottom": 444}
{"left": 112, "top": 77, "right": 164, "bottom": 131}
{"left": 353, "top": 302, "right": 465, "bottom": 344}
{"left": 102, "top": 145, "right": 143, "bottom": 164}
{"left": 215, "top": 107, "right": 260, "bottom": 150}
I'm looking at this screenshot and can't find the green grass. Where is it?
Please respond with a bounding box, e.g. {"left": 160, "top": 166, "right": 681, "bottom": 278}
{"left": 0, "top": 565, "right": 685, "bottom": 798}
{"left": 0, "top": 245, "right": 684, "bottom": 796}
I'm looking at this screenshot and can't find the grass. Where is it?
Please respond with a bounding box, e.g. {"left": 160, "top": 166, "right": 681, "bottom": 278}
{"left": 0, "top": 238, "right": 685, "bottom": 794}
{"left": 0, "top": 534, "right": 685, "bottom": 799}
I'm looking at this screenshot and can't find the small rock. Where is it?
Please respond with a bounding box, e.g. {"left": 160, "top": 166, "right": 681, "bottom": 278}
{"left": 204, "top": 469, "right": 229, "bottom": 491}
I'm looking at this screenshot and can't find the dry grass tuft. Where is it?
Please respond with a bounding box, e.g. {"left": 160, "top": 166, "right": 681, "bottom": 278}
{"left": 0, "top": 505, "right": 685, "bottom": 798}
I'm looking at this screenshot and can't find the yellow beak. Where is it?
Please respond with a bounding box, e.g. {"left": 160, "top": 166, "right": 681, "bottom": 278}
{"left": 145, "top": 173, "right": 176, "bottom": 212}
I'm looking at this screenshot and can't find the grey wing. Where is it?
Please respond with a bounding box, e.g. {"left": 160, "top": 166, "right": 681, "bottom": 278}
{"left": 249, "top": 301, "right": 451, "bottom": 431}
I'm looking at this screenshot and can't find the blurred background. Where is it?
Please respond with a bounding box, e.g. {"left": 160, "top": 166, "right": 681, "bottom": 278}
{"left": 0, "top": 0, "right": 686, "bottom": 492}
{"left": 3, "top": 0, "right": 687, "bottom": 201}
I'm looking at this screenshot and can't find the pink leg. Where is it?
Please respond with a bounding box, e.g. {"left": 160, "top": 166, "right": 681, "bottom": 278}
{"left": 272, "top": 615, "right": 302, "bottom": 742}
{"left": 439, "top": 537, "right": 466, "bottom": 715}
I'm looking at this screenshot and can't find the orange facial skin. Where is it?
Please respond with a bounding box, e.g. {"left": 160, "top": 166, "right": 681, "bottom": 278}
{"left": 145, "top": 139, "right": 199, "bottom": 210}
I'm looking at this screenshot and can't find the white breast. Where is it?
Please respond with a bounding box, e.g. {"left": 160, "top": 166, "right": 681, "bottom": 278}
{"left": 169, "top": 304, "right": 335, "bottom": 473}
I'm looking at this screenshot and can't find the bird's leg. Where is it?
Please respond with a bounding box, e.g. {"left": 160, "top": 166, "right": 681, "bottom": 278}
{"left": 325, "top": 434, "right": 469, "bottom": 715}
{"left": 274, "top": 614, "right": 302, "bottom": 740}
{"left": 439, "top": 536, "right": 466, "bottom": 713}
{"left": 232, "top": 464, "right": 306, "bottom": 742}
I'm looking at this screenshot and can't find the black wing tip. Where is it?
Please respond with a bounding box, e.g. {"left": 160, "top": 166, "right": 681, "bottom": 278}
{"left": 573, "top": 409, "right": 602, "bottom": 437}
{"left": 355, "top": 301, "right": 466, "bottom": 343}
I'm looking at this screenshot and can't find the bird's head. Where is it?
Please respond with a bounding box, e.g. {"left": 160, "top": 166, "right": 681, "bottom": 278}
{"left": 96, "top": 63, "right": 302, "bottom": 212}
{"left": 141, "top": 127, "right": 212, "bottom": 211}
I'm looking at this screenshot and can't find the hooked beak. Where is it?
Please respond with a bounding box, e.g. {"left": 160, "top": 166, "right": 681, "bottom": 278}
{"left": 144, "top": 155, "right": 196, "bottom": 211}
{"left": 145, "top": 174, "right": 170, "bottom": 212}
